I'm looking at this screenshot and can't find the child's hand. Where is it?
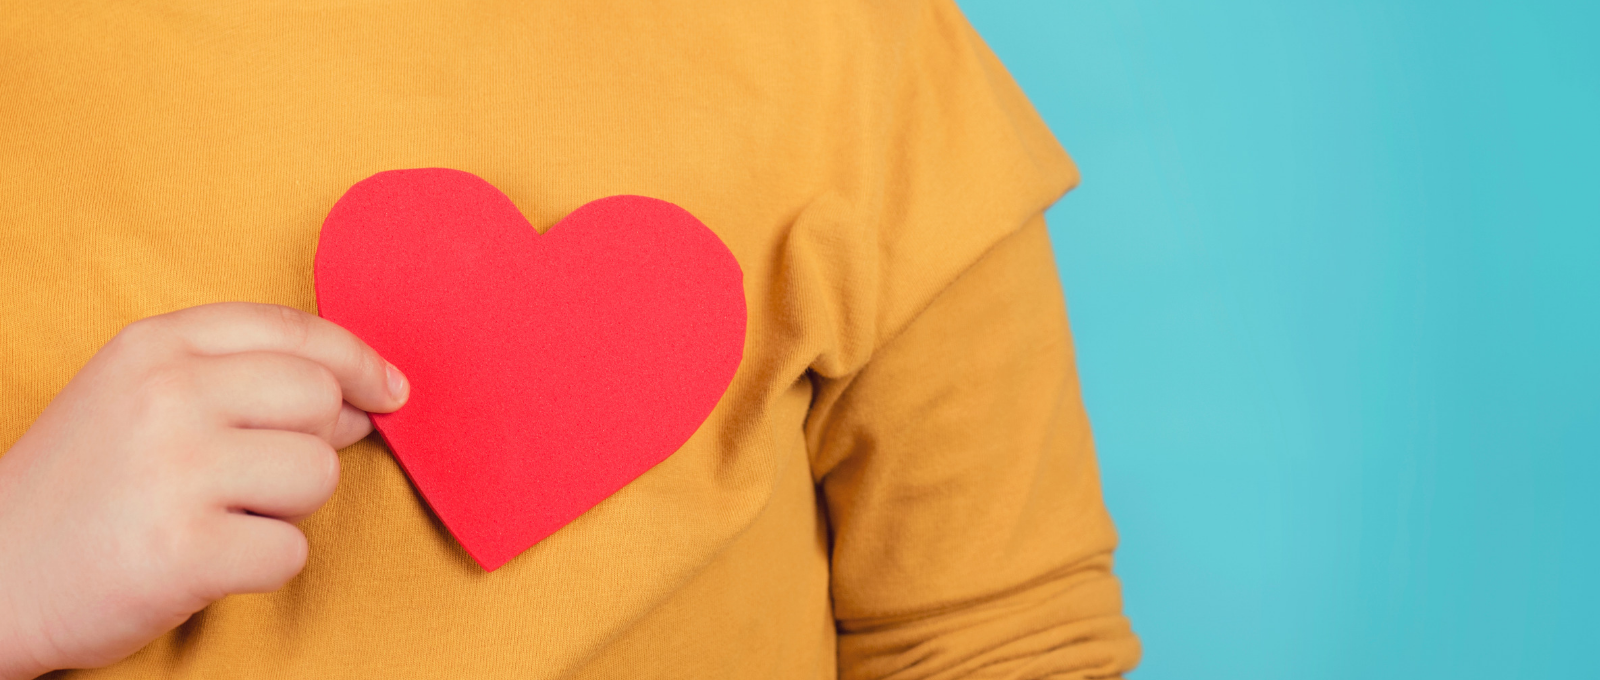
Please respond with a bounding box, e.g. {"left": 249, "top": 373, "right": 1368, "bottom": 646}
{"left": 0, "top": 303, "right": 408, "bottom": 679}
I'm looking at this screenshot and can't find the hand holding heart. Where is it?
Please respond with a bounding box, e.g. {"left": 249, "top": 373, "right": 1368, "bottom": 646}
{"left": 0, "top": 303, "right": 407, "bottom": 680}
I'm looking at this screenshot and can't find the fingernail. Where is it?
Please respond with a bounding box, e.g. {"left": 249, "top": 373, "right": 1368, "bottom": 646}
{"left": 386, "top": 363, "right": 409, "bottom": 403}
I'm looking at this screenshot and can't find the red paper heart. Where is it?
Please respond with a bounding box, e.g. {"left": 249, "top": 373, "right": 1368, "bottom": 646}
{"left": 314, "top": 169, "right": 745, "bottom": 571}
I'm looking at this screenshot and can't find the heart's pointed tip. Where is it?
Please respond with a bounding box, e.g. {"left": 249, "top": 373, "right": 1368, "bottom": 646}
{"left": 469, "top": 549, "right": 514, "bottom": 573}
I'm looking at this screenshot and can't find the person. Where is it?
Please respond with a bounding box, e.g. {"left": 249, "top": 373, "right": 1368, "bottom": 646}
{"left": 0, "top": 0, "right": 1141, "bottom": 677}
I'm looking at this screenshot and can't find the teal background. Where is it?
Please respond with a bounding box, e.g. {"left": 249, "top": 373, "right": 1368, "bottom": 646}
{"left": 961, "top": 2, "right": 1599, "bottom": 678}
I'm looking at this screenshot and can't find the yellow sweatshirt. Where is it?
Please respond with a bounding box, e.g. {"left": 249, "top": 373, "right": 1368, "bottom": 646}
{"left": 0, "top": 1, "right": 1140, "bottom": 677}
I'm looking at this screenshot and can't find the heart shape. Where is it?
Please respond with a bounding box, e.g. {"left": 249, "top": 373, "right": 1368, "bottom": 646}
{"left": 314, "top": 168, "right": 746, "bottom": 571}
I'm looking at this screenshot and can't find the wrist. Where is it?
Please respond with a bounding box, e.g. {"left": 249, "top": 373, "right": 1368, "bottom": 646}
{"left": 0, "top": 546, "right": 52, "bottom": 680}
{"left": 0, "top": 629, "right": 49, "bottom": 680}
{"left": 0, "top": 455, "right": 53, "bottom": 680}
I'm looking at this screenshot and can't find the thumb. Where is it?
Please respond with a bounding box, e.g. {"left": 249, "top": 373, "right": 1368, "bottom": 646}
{"left": 328, "top": 403, "right": 375, "bottom": 450}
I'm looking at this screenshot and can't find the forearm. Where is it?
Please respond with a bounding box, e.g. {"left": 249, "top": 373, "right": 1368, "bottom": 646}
{"left": 815, "top": 217, "right": 1139, "bottom": 678}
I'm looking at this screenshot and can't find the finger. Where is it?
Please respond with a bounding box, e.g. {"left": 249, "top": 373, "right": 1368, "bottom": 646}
{"left": 207, "top": 429, "right": 340, "bottom": 522}
{"left": 329, "top": 403, "right": 374, "bottom": 450}
{"left": 190, "top": 352, "right": 345, "bottom": 439}
{"left": 141, "top": 302, "right": 408, "bottom": 414}
{"left": 199, "top": 514, "right": 310, "bottom": 596}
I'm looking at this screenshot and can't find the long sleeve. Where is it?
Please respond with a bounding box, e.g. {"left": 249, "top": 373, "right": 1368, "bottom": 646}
{"left": 807, "top": 215, "right": 1141, "bottom": 679}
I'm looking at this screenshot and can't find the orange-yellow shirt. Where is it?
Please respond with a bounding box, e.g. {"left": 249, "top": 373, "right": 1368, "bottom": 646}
{"left": 0, "top": 1, "right": 1140, "bottom": 677}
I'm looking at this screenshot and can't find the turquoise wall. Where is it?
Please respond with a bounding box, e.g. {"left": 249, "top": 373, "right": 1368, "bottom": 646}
{"left": 962, "top": 2, "right": 1600, "bottom": 677}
